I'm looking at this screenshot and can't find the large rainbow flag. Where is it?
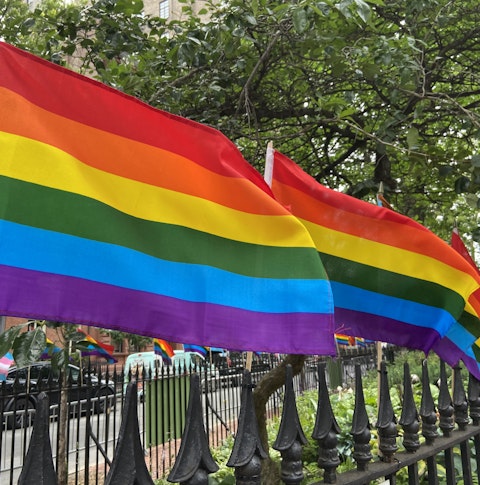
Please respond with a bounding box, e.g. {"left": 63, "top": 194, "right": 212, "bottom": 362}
{"left": 0, "top": 43, "right": 335, "bottom": 356}
{"left": 269, "top": 150, "right": 480, "bottom": 353}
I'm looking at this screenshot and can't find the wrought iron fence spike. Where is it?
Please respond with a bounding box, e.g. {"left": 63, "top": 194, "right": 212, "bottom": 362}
{"left": 420, "top": 359, "right": 438, "bottom": 445}
{"left": 227, "top": 370, "right": 267, "bottom": 484}
{"left": 351, "top": 364, "right": 372, "bottom": 471}
{"left": 168, "top": 373, "right": 218, "bottom": 484}
{"left": 468, "top": 372, "right": 480, "bottom": 425}
{"left": 453, "top": 365, "right": 469, "bottom": 431}
{"left": 438, "top": 360, "right": 454, "bottom": 437}
{"left": 312, "top": 362, "right": 340, "bottom": 483}
{"left": 18, "top": 393, "right": 57, "bottom": 485}
{"left": 376, "top": 361, "right": 398, "bottom": 462}
{"left": 272, "top": 364, "right": 307, "bottom": 485}
{"left": 399, "top": 362, "right": 420, "bottom": 453}
{"left": 104, "top": 382, "right": 155, "bottom": 485}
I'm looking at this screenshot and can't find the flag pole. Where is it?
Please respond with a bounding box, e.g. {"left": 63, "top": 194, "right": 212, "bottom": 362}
{"left": 243, "top": 142, "right": 276, "bottom": 373}
{"left": 376, "top": 182, "right": 385, "bottom": 401}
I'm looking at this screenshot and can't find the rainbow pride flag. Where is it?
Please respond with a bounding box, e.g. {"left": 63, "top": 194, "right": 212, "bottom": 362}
{"left": 0, "top": 43, "right": 335, "bottom": 356}
{"left": 154, "top": 338, "right": 175, "bottom": 364}
{"left": 433, "top": 229, "right": 480, "bottom": 379}
{"left": 41, "top": 338, "right": 62, "bottom": 360}
{"left": 77, "top": 329, "right": 117, "bottom": 364}
{"left": 183, "top": 344, "right": 208, "bottom": 357}
{"left": 269, "top": 150, "right": 480, "bottom": 353}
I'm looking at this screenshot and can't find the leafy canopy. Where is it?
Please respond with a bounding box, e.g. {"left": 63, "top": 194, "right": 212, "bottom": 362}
{"left": 2, "top": 0, "right": 480, "bottom": 245}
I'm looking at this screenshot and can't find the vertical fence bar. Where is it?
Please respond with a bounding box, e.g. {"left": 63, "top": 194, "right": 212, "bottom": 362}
{"left": 312, "top": 362, "right": 340, "bottom": 483}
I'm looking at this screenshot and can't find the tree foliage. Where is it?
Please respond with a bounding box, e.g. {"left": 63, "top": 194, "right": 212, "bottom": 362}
{"left": 3, "top": 0, "right": 480, "bottom": 244}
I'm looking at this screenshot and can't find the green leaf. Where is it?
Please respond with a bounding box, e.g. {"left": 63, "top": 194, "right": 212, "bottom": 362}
{"left": 292, "top": 8, "right": 308, "bottom": 33}
{"left": 406, "top": 127, "right": 419, "bottom": 150}
{"left": 354, "top": 0, "right": 371, "bottom": 23}
{"left": 12, "top": 328, "right": 46, "bottom": 367}
{"left": 0, "top": 326, "right": 23, "bottom": 358}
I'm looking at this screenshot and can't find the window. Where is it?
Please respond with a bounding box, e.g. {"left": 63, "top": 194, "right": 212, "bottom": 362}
{"left": 159, "top": 0, "right": 169, "bottom": 19}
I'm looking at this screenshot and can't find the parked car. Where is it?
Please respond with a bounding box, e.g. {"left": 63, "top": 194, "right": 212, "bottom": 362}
{"left": 2, "top": 362, "right": 115, "bottom": 428}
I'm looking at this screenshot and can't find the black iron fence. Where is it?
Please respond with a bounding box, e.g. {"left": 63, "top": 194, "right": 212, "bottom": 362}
{"left": 7, "top": 347, "right": 479, "bottom": 484}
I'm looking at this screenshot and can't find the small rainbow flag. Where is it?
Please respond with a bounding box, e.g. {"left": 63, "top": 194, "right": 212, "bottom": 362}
{"left": 154, "top": 338, "right": 175, "bottom": 364}
{"left": 77, "top": 329, "right": 117, "bottom": 364}
{"left": 183, "top": 344, "right": 207, "bottom": 358}
{"left": 41, "top": 338, "right": 62, "bottom": 360}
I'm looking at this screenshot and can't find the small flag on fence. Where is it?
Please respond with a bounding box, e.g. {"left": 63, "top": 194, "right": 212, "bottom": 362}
{"left": 154, "top": 338, "right": 175, "bottom": 364}
{"left": 77, "top": 329, "right": 117, "bottom": 364}
{"left": 41, "top": 338, "right": 62, "bottom": 360}
{"left": 183, "top": 344, "right": 207, "bottom": 358}
{"left": 0, "top": 352, "right": 13, "bottom": 381}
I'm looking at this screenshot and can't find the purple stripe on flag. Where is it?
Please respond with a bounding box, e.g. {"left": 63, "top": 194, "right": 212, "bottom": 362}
{"left": 0, "top": 265, "right": 336, "bottom": 355}
{"left": 335, "top": 308, "right": 441, "bottom": 352}
{"left": 433, "top": 337, "right": 480, "bottom": 380}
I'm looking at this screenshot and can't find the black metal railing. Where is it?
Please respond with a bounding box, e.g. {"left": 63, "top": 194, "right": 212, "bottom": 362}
{"left": 16, "top": 355, "right": 480, "bottom": 484}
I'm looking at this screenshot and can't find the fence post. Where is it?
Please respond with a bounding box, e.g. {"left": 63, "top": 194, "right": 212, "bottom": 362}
{"left": 351, "top": 364, "right": 372, "bottom": 471}
{"left": 272, "top": 364, "right": 307, "bottom": 485}
{"left": 104, "top": 382, "right": 155, "bottom": 485}
{"left": 18, "top": 392, "right": 57, "bottom": 485}
{"left": 468, "top": 373, "right": 480, "bottom": 483}
{"left": 168, "top": 374, "right": 218, "bottom": 484}
{"left": 312, "top": 363, "right": 340, "bottom": 483}
{"left": 227, "top": 370, "right": 267, "bottom": 484}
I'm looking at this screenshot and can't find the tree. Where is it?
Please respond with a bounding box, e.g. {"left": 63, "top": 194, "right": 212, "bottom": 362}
{"left": 3, "top": 0, "right": 480, "bottom": 478}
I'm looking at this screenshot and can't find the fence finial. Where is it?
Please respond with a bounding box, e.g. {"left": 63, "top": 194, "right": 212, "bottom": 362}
{"left": 104, "top": 382, "right": 155, "bottom": 485}
{"left": 376, "top": 361, "right": 398, "bottom": 462}
{"left": 18, "top": 392, "right": 57, "bottom": 485}
{"left": 419, "top": 359, "right": 438, "bottom": 445}
{"left": 227, "top": 370, "right": 267, "bottom": 484}
{"left": 351, "top": 364, "right": 372, "bottom": 471}
{"left": 453, "top": 365, "right": 469, "bottom": 430}
{"left": 312, "top": 362, "right": 340, "bottom": 483}
{"left": 399, "top": 362, "right": 420, "bottom": 452}
{"left": 168, "top": 374, "right": 219, "bottom": 484}
{"left": 438, "top": 360, "right": 454, "bottom": 437}
{"left": 273, "top": 364, "right": 307, "bottom": 484}
{"left": 468, "top": 372, "right": 480, "bottom": 425}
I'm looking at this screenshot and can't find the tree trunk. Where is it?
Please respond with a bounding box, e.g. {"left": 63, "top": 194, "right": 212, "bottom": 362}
{"left": 57, "top": 369, "right": 69, "bottom": 484}
{"left": 253, "top": 354, "right": 307, "bottom": 482}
